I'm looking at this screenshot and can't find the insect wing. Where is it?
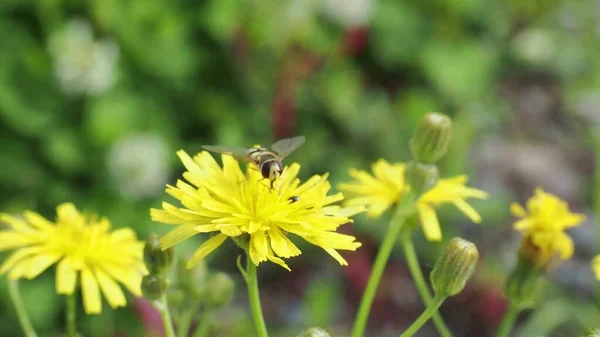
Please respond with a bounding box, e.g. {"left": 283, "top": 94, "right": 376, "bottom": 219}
{"left": 201, "top": 145, "right": 251, "bottom": 160}
{"left": 270, "top": 136, "right": 305, "bottom": 159}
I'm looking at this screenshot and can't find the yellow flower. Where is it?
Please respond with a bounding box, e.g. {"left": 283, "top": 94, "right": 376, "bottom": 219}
{"left": 151, "top": 151, "right": 363, "bottom": 271}
{"left": 511, "top": 188, "right": 585, "bottom": 266}
{"left": 0, "top": 203, "right": 146, "bottom": 314}
{"left": 418, "top": 176, "right": 488, "bottom": 241}
{"left": 338, "top": 159, "right": 406, "bottom": 218}
{"left": 593, "top": 255, "right": 600, "bottom": 280}
{"left": 339, "top": 160, "right": 488, "bottom": 241}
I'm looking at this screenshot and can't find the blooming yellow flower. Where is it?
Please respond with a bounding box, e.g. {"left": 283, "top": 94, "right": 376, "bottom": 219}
{"left": 0, "top": 203, "right": 146, "bottom": 314}
{"left": 338, "top": 159, "right": 406, "bottom": 218}
{"left": 593, "top": 255, "right": 600, "bottom": 280}
{"left": 339, "top": 160, "right": 488, "bottom": 241}
{"left": 511, "top": 188, "right": 585, "bottom": 267}
{"left": 151, "top": 151, "right": 363, "bottom": 271}
{"left": 418, "top": 176, "right": 488, "bottom": 241}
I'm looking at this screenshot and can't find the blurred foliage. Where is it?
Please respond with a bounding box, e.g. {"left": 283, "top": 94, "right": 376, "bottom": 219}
{"left": 1, "top": 0, "right": 599, "bottom": 336}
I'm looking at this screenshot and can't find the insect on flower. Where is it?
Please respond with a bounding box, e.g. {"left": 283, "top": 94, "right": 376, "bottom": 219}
{"left": 202, "top": 136, "right": 305, "bottom": 188}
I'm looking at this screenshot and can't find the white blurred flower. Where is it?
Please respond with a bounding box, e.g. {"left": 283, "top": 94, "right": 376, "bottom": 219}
{"left": 511, "top": 28, "right": 556, "bottom": 65}
{"left": 322, "top": 0, "right": 374, "bottom": 28}
{"left": 49, "top": 18, "right": 119, "bottom": 96}
{"left": 107, "top": 133, "right": 170, "bottom": 200}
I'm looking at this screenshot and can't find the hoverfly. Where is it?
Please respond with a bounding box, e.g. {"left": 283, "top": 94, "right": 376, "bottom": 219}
{"left": 202, "top": 136, "right": 305, "bottom": 188}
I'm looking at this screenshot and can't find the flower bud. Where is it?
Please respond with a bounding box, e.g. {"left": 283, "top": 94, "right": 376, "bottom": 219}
{"left": 141, "top": 274, "right": 168, "bottom": 301}
{"left": 404, "top": 161, "right": 439, "bottom": 195}
{"left": 296, "top": 327, "right": 332, "bottom": 337}
{"left": 410, "top": 112, "right": 452, "bottom": 164}
{"left": 430, "top": 237, "right": 479, "bottom": 297}
{"left": 144, "top": 233, "right": 174, "bottom": 274}
{"left": 582, "top": 328, "right": 600, "bottom": 337}
{"left": 204, "top": 272, "right": 235, "bottom": 308}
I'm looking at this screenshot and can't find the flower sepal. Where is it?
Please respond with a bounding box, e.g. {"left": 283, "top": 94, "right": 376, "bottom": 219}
{"left": 404, "top": 161, "right": 439, "bottom": 196}
{"left": 505, "top": 248, "right": 545, "bottom": 309}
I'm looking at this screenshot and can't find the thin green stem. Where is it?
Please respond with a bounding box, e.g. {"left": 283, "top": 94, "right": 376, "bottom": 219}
{"left": 350, "top": 219, "right": 404, "bottom": 337}
{"left": 66, "top": 293, "right": 77, "bottom": 337}
{"left": 192, "top": 310, "right": 213, "bottom": 337}
{"left": 7, "top": 279, "right": 38, "bottom": 337}
{"left": 402, "top": 229, "right": 454, "bottom": 337}
{"left": 399, "top": 293, "right": 447, "bottom": 337}
{"left": 245, "top": 257, "right": 269, "bottom": 337}
{"left": 351, "top": 193, "right": 416, "bottom": 337}
{"left": 177, "top": 307, "right": 195, "bottom": 337}
{"left": 154, "top": 295, "right": 176, "bottom": 337}
{"left": 496, "top": 303, "right": 519, "bottom": 337}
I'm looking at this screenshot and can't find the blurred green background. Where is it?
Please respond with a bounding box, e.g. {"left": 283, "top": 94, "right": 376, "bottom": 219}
{"left": 1, "top": 0, "right": 600, "bottom": 336}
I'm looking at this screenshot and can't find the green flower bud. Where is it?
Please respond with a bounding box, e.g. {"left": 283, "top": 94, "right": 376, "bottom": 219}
{"left": 404, "top": 161, "right": 439, "bottom": 195}
{"left": 430, "top": 237, "right": 479, "bottom": 297}
{"left": 582, "top": 328, "right": 600, "bottom": 337}
{"left": 141, "top": 274, "right": 168, "bottom": 301}
{"left": 204, "top": 272, "right": 235, "bottom": 308}
{"left": 410, "top": 112, "right": 452, "bottom": 164}
{"left": 144, "top": 233, "right": 174, "bottom": 274}
{"left": 296, "top": 327, "right": 332, "bottom": 337}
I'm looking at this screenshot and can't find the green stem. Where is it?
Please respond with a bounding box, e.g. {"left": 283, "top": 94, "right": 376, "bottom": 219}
{"left": 402, "top": 229, "right": 454, "bottom": 337}
{"left": 192, "top": 310, "right": 213, "bottom": 337}
{"left": 154, "top": 295, "right": 176, "bottom": 337}
{"left": 351, "top": 193, "right": 416, "bottom": 337}
{"left": 7, "top": 279, "right": 39, "bottom": 337}
{"left": 496, "top": 303, "right": 519, "bottom": 337}
{"left": 177, "top": 308, "right": 195, "bottom": 337}
{"left": 67, "top": 293, "right": 77, "bottom": 337}
{"left": 245, "top": 257, "right": 269, "bottom": 337}
{"left": 399, "top": 293, "right": 447, "bottom": 337}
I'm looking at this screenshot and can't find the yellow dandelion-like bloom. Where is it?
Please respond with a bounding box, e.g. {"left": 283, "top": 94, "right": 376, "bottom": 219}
{"left": 338, "top": 159, "right": 406, "bottom": 218}
{"left": 511, "top": 188, "right": 585, "bottom": 266}
{"left": 593, "top": 255, "right": 600, "bottom": 280}
{"left": 0, "top": 203, "right": 146, "bottom": 314}
{"left": 339, "top": 160, "right": 488, "bottom": 241}
{"left": 418, "top": 176, "right": 489, "bottom": 241}
{"left": 151, "top": 151, "right": 363, "bottom": 271}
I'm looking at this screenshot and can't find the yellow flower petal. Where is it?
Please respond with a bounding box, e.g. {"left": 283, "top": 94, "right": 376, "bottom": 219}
{"left": 25, "top": 253, "right": 62, "bottom": 279}
{"left": 249, "top": 231, "right": 269, "bottom": 265}
{"left": 56, "top": 258, "right": 77, "bottom": 294}
{"left": 81, "top": 267, "right": 102, "bottom": 314}
{"left": 418, "top": 204, "right": 441, "bottom": 242}
{"left": 95, "top": 267, "right": 127, "bottom": 308}
{"left": 322, "top": 247, "right": 349, "bottom": 266}
{"left": 452, "top": 199, "right": 482, "bottom": 223}
{"left": 268, "top": 227, "right": 301, "bottom": 258}
{"left": 510, "top": 203, "right": 527, "bottom": 217}
{"left": 186, "top": 234, "right": 228, "bottom": 268}
{"left": 592, "top": 255, "right": 600, "bottom": 280}
{"left": 160, "top": 224, "right": 200, "bottom": 250}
